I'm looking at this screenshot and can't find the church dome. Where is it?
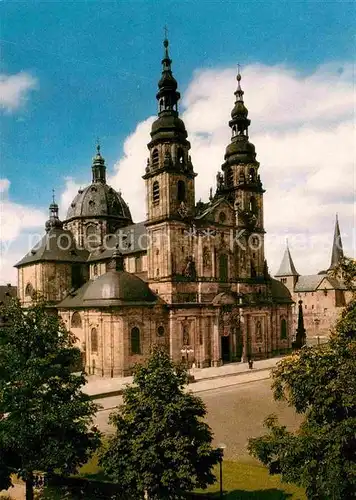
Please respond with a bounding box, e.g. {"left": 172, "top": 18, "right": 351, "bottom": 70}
{"left": 83, "top": 269, "right": 157, "bottom": 306}
{"left": 65, "top": 183, "right": 132, "bottom": 223}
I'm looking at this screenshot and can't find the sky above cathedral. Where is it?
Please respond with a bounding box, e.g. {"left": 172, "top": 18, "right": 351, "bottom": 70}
{"left": 0, "top": 1, "right": 355, "bottom": 284}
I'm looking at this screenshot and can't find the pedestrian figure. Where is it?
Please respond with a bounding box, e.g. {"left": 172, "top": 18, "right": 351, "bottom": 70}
{"left": 248, "top": 358, "right": 253, "bottom": 369}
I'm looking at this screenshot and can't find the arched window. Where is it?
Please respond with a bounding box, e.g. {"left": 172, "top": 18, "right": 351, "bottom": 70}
{"left": 249, "top": 168, "right": 255, "bottom": 182}
{"left": 157, "top": 326, "right": 165, "bottom": 337}
{"left": 159, "top": 98, "right": 164, "bottom": 111}
{"left": 152, "top": 149, "right": 159, "bottom": 166}
{"left": 226, "top": 168, "right": 234, "bottom": 188}
{"left": 25, "top": 283, "right": 33, "bottom": 297}
{"left": 93, "top": 264, "right": 98, "bottom": 277}
{"left": 91, "top": 328, "right": 98, "bottom": 353}
{"left": 232, "top": 125, "right": 237, "bottom": 137}
{"left": 177, "top": 180, "right": 186, "bottom": 202}
{"left": 131, "top": 327, "right": 141, "bottom": 354}
{"left": 71, "top": 312, "right": 82, "bottom": 328}
{"left": 86, "top": 224, "right": 99, "bottom": 248}
{"left": 177, "top": 148, "right": 184, "bottom": 165}
{"left": 249, "top": 196, "right": 257, "bottom": 214}
{"left": 219, "top": 254, "right": 228, "bottom": 282}
{"left": 152, "top": 181, "right": 160, "bottom": 203}
{"left": 280, "top": 318, "right": 287, "bottom": 339}
{"left": 219, "top": 211, "right": 226, "bottom": 224}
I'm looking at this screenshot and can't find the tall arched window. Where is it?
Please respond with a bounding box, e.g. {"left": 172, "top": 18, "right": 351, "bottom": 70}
{"left": 219, "top": 254, "right": 228, "bottom": 282}
{"left": 249, "top": 196, "right": 257, "bottom": 214}
{"left": 93, "top": 264, "right": 98, "bottom": 277}
{"left": 152, "top": 181, "right": 160, "bottom": 203}
{"left": 177, "top": 180, "right": 186, "bottom": 202}
{"left": 131, "top": 327, "right": 141, "bottom": 354}
{"left": 152, "top": 149, "right": 159, "bottom": 166}
{"left": 25, "top": 283, "right": 33, "bottom": 297}
{"left": 71, "top": 312, "right": 82, "bottom": 328}
{"left": 226, "top": 168, "right": 234, "bottom": 188}
{"left": 280, "top": 318, "right": 287, "bottom": 339}
{"left": 91, "top": 328, "right": 98, "bottom": 353}
{"left": 249, "top": 168, "right": 255, "bottom": 182}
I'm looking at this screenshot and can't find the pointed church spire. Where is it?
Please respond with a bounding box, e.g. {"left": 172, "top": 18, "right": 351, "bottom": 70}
{"left": 92, "top": 141, "right": 106, "bottom": 184}
{"left": 275, "top": 243, "right": 299, "bottom": 277}
{"left": 328, "top": 214, "right": 344, "bottom": 270}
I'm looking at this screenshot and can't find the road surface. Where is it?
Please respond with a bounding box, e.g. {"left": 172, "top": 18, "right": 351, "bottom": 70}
{"left": 93, "top": 378, "right": 302, "bottom": 461}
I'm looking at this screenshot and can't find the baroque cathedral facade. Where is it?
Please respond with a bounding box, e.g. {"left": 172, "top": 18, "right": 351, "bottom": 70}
{"left": 16, "top": 39, "right": 293, "bottom": 377}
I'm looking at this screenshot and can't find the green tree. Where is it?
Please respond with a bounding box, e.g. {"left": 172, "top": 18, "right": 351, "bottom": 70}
{"left": 248, "top": 258, "right": 356, "bottom": 499}
{"left": 0, "top": 299, "right": 101, "bottom": 500}
{"left": 100, "top": 346, "right": 219, "bottom": 499}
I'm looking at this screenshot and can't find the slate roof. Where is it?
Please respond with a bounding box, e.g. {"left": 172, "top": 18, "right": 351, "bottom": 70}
{"left": 294, "top": 274, "right": 327, "bottom": 292}
{"left": 65, "top": 182, "right": 132, "bottom": 223}
{"left": 15, "top": 228, "right": 89, "bottom": 267}
{"left": 275, "top": 247, "right": 299, "bottom": 277}
{"left": 270, "top": 279, "right": 293, "bottom": 304}
{"left": 58, "top": 269, "right": 161, "bottom": 308}
{"left": 88, "top": 221, "right": 147, "bottom": 261}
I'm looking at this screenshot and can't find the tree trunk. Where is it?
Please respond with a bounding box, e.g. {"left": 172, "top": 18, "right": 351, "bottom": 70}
{"left": 25, "top": 471, "right": 34, "bottom": 500}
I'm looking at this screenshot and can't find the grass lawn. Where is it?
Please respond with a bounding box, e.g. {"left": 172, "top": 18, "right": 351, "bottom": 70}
{"left": 76, "top": 451, "right": 306, "bottom": 499}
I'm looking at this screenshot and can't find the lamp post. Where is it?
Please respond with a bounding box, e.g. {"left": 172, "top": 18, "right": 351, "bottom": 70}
{"left": 217, "top": 443, "right": 226, "bottom": 498}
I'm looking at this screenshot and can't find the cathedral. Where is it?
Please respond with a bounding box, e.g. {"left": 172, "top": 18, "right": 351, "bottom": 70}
{"left": 16, "top": 38, "right": 293, "bottom": 377}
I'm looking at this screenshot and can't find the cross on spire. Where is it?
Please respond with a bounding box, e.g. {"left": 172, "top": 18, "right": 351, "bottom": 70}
{"left": 52, "top": 188, "right": 56, "bottom": 204}
{"left": 164, "top": 25, "right": 168, "bottom": 40}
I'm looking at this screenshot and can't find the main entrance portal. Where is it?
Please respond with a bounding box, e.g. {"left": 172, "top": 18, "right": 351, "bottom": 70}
{"left": 221, "top": 335, "right": 230, "bottom": 363}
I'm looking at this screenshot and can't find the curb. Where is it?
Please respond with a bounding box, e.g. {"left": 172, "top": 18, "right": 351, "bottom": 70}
{"left": 90, "top": 365, "right": 274, "bottom": 401}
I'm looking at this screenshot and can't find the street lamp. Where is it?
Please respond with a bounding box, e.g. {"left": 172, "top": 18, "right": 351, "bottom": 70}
{"left": 217, "top": 443, "right": 226, "bottom": 498}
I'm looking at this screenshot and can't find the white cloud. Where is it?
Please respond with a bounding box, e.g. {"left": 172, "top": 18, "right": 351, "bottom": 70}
{"left": 0, "top": 71, "right": 38, "bottom": 112}
{"left": 108, "top": 62, "right": 355, "bottom": 275}
{"left": 14, "top": 61, "right": 356, "bottom": 281}
{"left": 0, "top": 179, "right": 46, "bottom": 284}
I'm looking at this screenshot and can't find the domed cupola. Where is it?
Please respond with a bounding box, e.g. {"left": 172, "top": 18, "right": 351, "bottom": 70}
{"left": 45, "top": 191, "right": 63, "bottom": 232}
{"left": 64, "top": 145, "right": 132, "bottom": 249}
{"left": 65, "top": 145, "right": 132, "bottom": 225}
{"left": 223, "top": 70, "right": 257, "bottom": 166}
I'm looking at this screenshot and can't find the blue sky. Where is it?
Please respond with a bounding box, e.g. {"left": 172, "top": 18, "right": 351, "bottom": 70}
{"left": 0, "top": 1, "right": 355, "bottom": 282}
{"left": 1, "top": 0, "right": 354, "bottom": 206}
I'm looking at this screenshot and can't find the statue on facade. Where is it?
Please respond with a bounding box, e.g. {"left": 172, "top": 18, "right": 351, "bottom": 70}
{"left": 183, "top": 256, "right": 196, "bottom": 280}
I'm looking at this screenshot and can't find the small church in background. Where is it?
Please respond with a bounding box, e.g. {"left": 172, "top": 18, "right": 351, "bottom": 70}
{"left": 274, "top": 216, "right": 351, "bottom": 344}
